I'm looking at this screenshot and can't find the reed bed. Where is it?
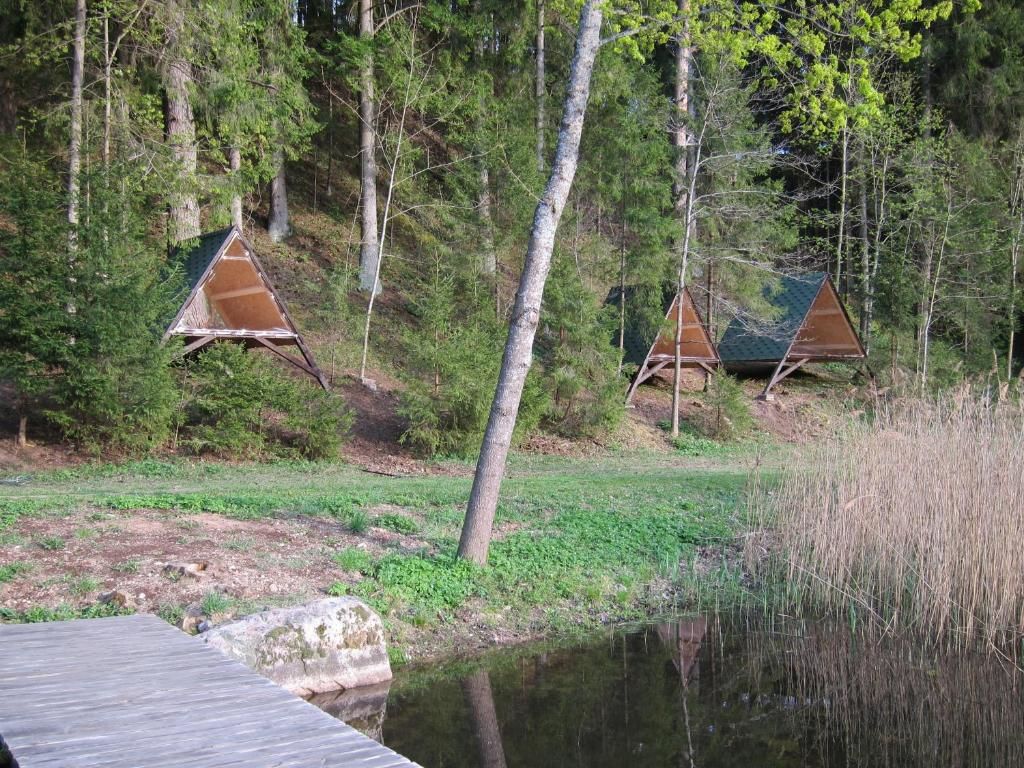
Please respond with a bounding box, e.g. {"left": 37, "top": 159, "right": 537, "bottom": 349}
{"left": 761, "top": 393, "right": 1024, "bottom": 648}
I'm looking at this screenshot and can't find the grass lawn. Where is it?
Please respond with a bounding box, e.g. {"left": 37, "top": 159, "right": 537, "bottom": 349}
{"left": 0, "top": 452, "right": 756, "bottom": 662}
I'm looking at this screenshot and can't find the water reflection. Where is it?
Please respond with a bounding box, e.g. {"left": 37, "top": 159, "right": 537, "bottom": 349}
{"left": 312, "top": 616, "right": 1024, "bottom": 768}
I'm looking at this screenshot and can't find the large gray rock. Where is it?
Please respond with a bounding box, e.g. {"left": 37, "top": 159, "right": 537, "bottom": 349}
{"left": 201, "top": 597, "right": 392, "bottom": 696}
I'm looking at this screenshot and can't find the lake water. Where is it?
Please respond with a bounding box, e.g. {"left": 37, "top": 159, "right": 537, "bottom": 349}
{"left": 311, "top": 616, "right": 1024, "bottom": 768}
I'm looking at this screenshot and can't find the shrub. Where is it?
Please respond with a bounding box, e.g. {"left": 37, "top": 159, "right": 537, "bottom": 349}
{"left": 536, "top": 254, "right": 624, "bottom": 438}
{"left": 699, "top": 369, "right": 753, "bottom": 441}
{"left": 399, "top": 266, "right": 546, "bottom": 457}
{"left": 177, "top": 343, "right": 351, "bottom": 460}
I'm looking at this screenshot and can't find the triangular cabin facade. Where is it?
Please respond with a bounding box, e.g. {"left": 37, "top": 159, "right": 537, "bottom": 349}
{"left": 165, "top": 227, "right": 329, "bottom": 389}
{"left": 717, "top": 272, "right": 865, "bottom": 399}
{"left": 609, "top": 284, "right": 719, "bottom": 404}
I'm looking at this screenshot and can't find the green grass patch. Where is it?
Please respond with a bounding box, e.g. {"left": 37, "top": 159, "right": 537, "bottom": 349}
{"left": 0, "top": 562, "right": 31, "bottom": 583}
{"left": 0, "top": 602, "right": 132, "bottom": 623}
{"left": 333, "top": 548, "right": 373, "bottom": 572}
{"left": 375, "top": 512, "right": 420, "bottom": 534}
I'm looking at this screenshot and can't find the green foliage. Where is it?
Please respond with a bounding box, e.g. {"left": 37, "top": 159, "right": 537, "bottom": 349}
{"left": 37, "top": 536, "right": 65, "bottom": 551}
{"left": 376, "top": 512, "right": 419, "bottom": 535}
{"left": 177, "top": 343, "right": 351, "bottom": 460}
{"left": 48, "top": 171, "right": 180, "bottom": 453}
{"left": 347, "top": 509, "right": 371, "bottom": 534}
{"left": 201, "top": 591, "right": 233, "bottom": 616}
{"left": 333, "top": 548, "right": 373, "bottom": 572}
{"left": 699, "top": 370, "right": 754, "bottom": 441}
{"left": 0, "top": 602, "right": 133, "bottom": 624}
{"left": 0, "top": 158, "right": 179, "bottom": 453}
{"left": 399, "top": 262, "right": 547, "bottom": 457}
{"left": 537, "top": 254, "right": 625, "bottom": 437}
{"left": 0, "top": 562, "right": 30, "bottom": 583}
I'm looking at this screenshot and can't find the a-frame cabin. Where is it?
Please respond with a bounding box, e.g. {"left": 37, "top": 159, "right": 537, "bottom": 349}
{"left": 610, "top": 284, "right": 719, "bottom": 404}
{"left": 165, "top": 227, "right": 329, "bottom": 389}
{"left": 717, "top": 272, "right": 865, "bottom": 399}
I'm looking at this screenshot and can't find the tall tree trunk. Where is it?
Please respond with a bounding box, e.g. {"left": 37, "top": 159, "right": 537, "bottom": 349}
{"left": 475, "top": 1, "right": 496, "bottom": 277}
{"left": 1007, "top": 130, "right": 1024, "bottom": 381}
{"left": 230, "top": 145, "right": 243, "bottom": 230}
{"left": 670, "top": 0, "right": 692, "bottom": 439}
{"left": 458, "top": 0, "right": 603, "bottom": 565}
{"left": 102, "top": 12, "right": 111, "bottom": 168}
{"left": 16, "top": 414, "right": 27, "bottom": 450}
{"left": 535, "top": 0, "right": 546, "bottom": 172}
{"left": 68, "top": 0, "right": 86, "bottom": 232}
{"left": 858, "top": 144, "right": 871, "bottom": 349}
{"left": 268, "top": 147, "right": 290, "bottom": 241}
{"left": 358, "top": 0, "right": 381, "bottom": 294}
{"left": 835, "top": 121, "right": 848, "bottom": 291}
{"left": 462, "top": 671, "right": 508, "bottom": 768}
{"left": 164, "top": 0, "right": 201, "bottom": 243}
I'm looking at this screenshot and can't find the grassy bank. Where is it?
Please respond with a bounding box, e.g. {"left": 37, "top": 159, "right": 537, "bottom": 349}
{"left": 0, "top": 453, "right": 755, "bottom": 661}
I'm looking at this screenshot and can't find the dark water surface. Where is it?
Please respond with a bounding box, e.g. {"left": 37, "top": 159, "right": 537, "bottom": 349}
{"left": 312, "top": 617, "right": 1024, "bottom": 768}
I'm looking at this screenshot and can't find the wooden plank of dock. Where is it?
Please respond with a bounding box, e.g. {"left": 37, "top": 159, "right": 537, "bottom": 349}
{"left": 0, "top": 614, "right": 420, "bottom": 768}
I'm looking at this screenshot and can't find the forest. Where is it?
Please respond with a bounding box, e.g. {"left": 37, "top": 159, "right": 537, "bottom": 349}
{"left": 1, "top": 0, "right": 1022, "bottom": 471}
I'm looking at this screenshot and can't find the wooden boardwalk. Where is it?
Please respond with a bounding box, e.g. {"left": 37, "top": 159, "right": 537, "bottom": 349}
{"left": 0, "top": 614, "right": 419, "bottom": 767}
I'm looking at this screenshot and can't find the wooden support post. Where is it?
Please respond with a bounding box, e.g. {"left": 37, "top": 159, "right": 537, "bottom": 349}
{"left": 758, "top": 357, "right": 810, "bottom": 400}
{"left": 254, "top": 336, "right": 330, "bottom": 390}
{"left": 177, "top": 335, "right": 216, "bottom": 357}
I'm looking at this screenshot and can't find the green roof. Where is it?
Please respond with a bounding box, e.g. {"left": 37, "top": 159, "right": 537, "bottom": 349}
{"left": 170, "top": 228, "right": 234, "bottom": 292}
{"left": 717, "top": 272, "right": 827, "bottom": 363}
{"left": 605, "top": 284, "right": 676, "bottom": 367}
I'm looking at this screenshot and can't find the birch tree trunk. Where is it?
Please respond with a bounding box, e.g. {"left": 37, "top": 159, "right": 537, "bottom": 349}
{"left": 230, "top": 145, "right": 243, "bottom": 230}
{"left": 858, "top": 144, "right": 871, "bottom": 349}
{"left": 535, "top": 0, "right": 546, "bottom": 172}
{"left": 68, "top": 0, "right": 86, "bottom": 233}
{"left": 835, "top": 121, "right": 848, "bottom": 291}
{"left": 164, "top": 0, "right": 201, "bottom": 243}
{"left": 458, "top": 0, "right": 603, "bottom": 565}
{"left": 268, "top": 147, "right": 290, "bottom": 241}
{"left": 670, "top": 0, "right": 692, "bottom": 439}
{"left": 358, "top": 0, "right": 381, "bottom": 294}
{"left": 475, "top": 1, "right": 496, "bottom": 277}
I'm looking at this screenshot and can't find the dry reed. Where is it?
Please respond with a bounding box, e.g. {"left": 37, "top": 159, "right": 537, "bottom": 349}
{"left": 760, "top": 392, "right": 1024, "bottom": 648}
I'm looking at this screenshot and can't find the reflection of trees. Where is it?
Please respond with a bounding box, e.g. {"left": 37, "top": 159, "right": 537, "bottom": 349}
{"left": 462, "top": 669, "right": 508, "bottom": 768}
{"left": 742, "top": 620, "right": 1024, "bottom": 768}
{"left": 656, "top": 617, "right": 707, "bottom": 684}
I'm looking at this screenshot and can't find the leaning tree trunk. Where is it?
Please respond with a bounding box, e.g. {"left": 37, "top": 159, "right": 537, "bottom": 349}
{"left": 535, "top": 0, "right": 546, "bottom": 172}
{"left": 358, "top": 0, "right": 381, "bottom": 294}
{"left": 68, "top": 0, "right": 86, "bottom": 234}
{"left": 458, "top": 0, "right": 603, "bottom": 565}
{"left": 670, "top": 0, "right": 692, "bottom": 439}
{"left": 164, "top": 0, "right": 201, "bottom": 243}
{"left": 229, "top": 145, "right": 243, "bottom": 230}
{"left": 268, "top": 147, "right": 290, "bottom": 241}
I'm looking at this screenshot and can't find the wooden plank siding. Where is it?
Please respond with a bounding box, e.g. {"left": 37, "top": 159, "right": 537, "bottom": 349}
{"left": 0, "top": 615, "right": 419, "bottom": 768}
